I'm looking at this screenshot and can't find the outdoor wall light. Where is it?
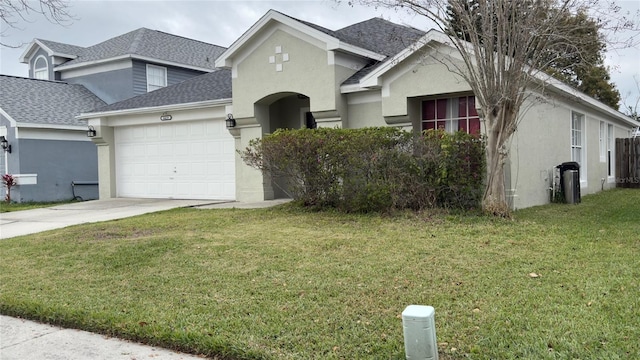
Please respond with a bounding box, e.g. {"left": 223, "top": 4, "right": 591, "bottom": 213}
{"left": 87, "top": 125, "right": 97, "bottom": 138}
{"left": 0, "top": 136, "right": 11, "bottom": 153}
{"left": 226, "top": 113, "right": 236, "bottom": 129}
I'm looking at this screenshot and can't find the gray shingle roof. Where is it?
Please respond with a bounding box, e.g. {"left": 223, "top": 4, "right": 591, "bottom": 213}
{"left": 37, "top": 39, "right": 85, "bottom": 58}
{"left": 0, "top": 75, "right": 106, "bottom": 126}
{"left": 280, "top": 11, "right": 425, "bottom": 85}
{"left": 92, "top": 69, "right": 232, "bottom": 113}
{"left": 55, "top": 28, "right": 226, "bottom": 71}
{"left": 336, "top": 18, "right": 424, "bottom": 57}
{"left": 336, "top": 18, "right": 425, "bottom": 85}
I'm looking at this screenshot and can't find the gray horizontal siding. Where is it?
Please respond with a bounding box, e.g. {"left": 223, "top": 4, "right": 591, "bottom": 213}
{"left": 132, "top": 59, "right": 207, "bottom": 96}
{"left": 65, "top": 67, "right": 135, "bottom": 105}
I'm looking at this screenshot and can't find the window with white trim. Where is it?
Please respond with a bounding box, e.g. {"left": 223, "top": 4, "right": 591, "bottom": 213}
{"left": 607, "top": 124, "right": 614, "bottom": 178}
{"left": 34, "top": 55, "right": 49, "bottom": 80}
{"left": 599, "top": 121, "right": 606, "bottom": 162}
{"left": 421, "top": 95, "right": 481, "bottom": 135}
{"left": 571, "top": 111, "right": 586, "bottom": 181}
{"left": 146, "top": 64, "right": 167, "bottom": 92}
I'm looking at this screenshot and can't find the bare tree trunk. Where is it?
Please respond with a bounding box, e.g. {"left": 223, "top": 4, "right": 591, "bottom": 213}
{"left": 482, "top": 106, "right": 515, "bottom": 217}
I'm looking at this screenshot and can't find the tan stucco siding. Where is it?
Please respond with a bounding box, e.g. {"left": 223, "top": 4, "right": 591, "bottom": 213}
{"left": 381, "top": 50, "right": 471, "bottom": 118}
{"left": 347, "top": 101, "right": 385, "bottom": 128}
{"left": 232, "top": 29, "right": 340, "bottom": 118}
{"left": 509, "top": 90, "right": 635, "bottom": 209}
{"left": 508, "top": 95, "right": 571, "bottom": 209}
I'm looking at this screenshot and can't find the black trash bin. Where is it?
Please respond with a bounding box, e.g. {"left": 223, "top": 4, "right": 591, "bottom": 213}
{"left": 557, "top": 162, "right": 581, "bottom": 204}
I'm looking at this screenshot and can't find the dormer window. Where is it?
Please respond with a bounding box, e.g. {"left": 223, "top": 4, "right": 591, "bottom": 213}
{"left": 34, "top": 55, "right": 49, "bottom": 80}
{"left": 146, "top": 64, "right": 167, "bottom": 92}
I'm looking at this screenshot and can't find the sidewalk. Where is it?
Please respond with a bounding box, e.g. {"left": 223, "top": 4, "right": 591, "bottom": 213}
{"left": 0, "top": 316, "right": 206, "bottom": 360}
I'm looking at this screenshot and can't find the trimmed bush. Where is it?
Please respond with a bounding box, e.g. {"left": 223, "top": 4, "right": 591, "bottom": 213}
{"left": 241, "top": 127, "right": 485, "bottom": 212}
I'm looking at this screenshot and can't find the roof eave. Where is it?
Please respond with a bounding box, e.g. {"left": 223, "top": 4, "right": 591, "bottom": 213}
{"left": 14, "top": 123, "right": 88, "bottom": 131}
{"left": 56, "top": 54, "right": 216, "bottom": 73}
{"left": 77, "top": 98, "right": 233, "bottom": 119}
{"left": 542, "top": 76, "right": 638, "bottom": 127}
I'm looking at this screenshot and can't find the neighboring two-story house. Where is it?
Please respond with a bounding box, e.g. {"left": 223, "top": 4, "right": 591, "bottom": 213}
{"left": 1, "top": 28, "right": 226, "bottom": 202}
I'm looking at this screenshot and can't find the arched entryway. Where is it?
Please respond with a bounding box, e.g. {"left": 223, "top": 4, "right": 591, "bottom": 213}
{"left": 254, "top": 92, "right": 316, "bottom": 199}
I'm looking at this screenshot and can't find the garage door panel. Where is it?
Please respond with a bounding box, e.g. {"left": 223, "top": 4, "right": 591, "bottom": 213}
{"left": 115, "top": 120, "right": 235, "bottom": 200}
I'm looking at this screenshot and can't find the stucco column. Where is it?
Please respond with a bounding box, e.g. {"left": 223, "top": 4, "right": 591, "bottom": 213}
{"left": 232, "top": 121, "right": 274, "bottom": 202}
{"left": 89, "top": 122, "right": 116, "bottom": 199}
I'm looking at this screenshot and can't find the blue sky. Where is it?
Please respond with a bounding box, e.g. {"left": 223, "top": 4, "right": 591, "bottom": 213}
{"left": 1, "top": 0, "right": 638, "bottom": 112}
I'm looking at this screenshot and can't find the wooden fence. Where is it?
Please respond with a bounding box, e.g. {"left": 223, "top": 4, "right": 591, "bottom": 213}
{"left": 615, "top": 138, "right": 640, "bottom": 188}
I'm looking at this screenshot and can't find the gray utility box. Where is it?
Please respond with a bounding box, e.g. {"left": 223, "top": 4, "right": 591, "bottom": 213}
{"left": 557, "top": 162, "right": 581, "bottom": 204}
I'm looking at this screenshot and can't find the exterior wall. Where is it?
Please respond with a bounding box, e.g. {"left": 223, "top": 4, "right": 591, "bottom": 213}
{"left": 508, "top": 91, "right": 635, "bottom": 209}
{"left": 61, "top": 60, "right": 206, "bottom": 105}
{"left": 381, "top": 46, "right": 471, "bottom": 121}
{"left": 13, "top": 135, "right": 98, "bottom": 202}
{"left": 132, "top": 60, "right": 206, "bottom": 96}
{"left": 346, "top": 91, "right": 384, "bottom": 128}
{"left": 507, "top": 94, "right": 571, "bottom": 209}
{"left": 231, "top": 26, "right": 353, "bottom": 122}
{"left": 64, "top": 67, "right": 135, "bottom": 104}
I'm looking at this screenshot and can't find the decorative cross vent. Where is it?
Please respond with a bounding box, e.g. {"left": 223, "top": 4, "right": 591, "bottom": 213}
{"left": 268, "top": 45, "right": 289, "bottom": 72}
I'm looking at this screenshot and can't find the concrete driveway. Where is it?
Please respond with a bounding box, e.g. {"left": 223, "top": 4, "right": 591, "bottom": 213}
{"left": 0, "top": 198, "right": 223, "bottom": 239}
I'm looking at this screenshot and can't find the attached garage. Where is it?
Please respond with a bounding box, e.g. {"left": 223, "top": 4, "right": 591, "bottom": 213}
{"left": 115, "top": 119, "right": 235, "bottom": 200}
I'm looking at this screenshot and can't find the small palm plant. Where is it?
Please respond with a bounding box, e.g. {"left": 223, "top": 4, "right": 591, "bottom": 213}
{"left": 2, "top": 174, "right": 17, "bottom": 203}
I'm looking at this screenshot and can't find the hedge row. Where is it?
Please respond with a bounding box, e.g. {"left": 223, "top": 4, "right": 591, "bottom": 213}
{"left": 241, "top": 127, "right": 485, "bottom": 212}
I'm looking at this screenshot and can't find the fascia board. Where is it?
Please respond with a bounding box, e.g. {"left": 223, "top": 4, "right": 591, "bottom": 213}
{"left": 55, "top": 54, "right": 215, "bottom": 73}
{"left": 77, "top": 99, "right": 232, "bottom": 120}
{"left": 340, "top": 83, "right": 367, "bottom": 94}
{"left": 215, "top": 9, "right": 385, "bottom": 68}
{"left": 15, "top": 123, "right": 87, "bottom": 131}
{"left": 333, "top": 43, "right": 385, "bottom": 61}
{"left": 19, "top": 40, "right": 47, "bottom": 63}
{"left": 0, "top": 107, "right": 18, "bottom": 126}
{"left": 541, "top": 75, "right": 637, "bottom": 127}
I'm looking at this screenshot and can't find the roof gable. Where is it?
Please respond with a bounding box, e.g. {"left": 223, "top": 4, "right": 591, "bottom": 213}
{"left": 19, "top": 39, "right": 84, "bottom": 63}
{"left": 215, "top": 9, "right": 386, "bottom": 69}
{"left": 0, "top": 75, "right": 106, "bottom": 127}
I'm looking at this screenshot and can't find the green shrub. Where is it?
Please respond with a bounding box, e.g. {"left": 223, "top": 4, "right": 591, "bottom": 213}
{"left": 241, "top": 127, "right": 485, "bottom": 212}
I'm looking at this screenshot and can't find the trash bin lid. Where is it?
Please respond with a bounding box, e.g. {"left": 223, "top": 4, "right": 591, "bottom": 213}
{"left": 558, "top": 161, "right": 580, "bottom": 171}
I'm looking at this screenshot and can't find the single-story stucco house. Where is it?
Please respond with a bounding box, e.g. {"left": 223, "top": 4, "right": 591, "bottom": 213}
{"left": 77, "top": 9, "right": 637, "bottom": 209}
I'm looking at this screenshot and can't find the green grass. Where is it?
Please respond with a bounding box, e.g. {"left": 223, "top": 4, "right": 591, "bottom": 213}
{"left": 0, "top": 200, "right": 74, "bottom": 212}
{"left": 1, "top": 189, "right": 639, "bottom": 359}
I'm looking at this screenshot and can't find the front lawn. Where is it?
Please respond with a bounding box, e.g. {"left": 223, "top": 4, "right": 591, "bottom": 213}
{"left": 0, "top": 189, "right": 638, "bottom": 359}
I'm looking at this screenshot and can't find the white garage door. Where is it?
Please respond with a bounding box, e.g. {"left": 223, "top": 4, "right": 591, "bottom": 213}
{"left": 115, "top": 119, "right": 235, "bottom": 200}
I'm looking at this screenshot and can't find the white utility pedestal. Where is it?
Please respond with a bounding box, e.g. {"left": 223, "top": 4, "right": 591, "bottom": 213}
{"left": 402, "top": 305, "right": 438, "bottom": 360}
